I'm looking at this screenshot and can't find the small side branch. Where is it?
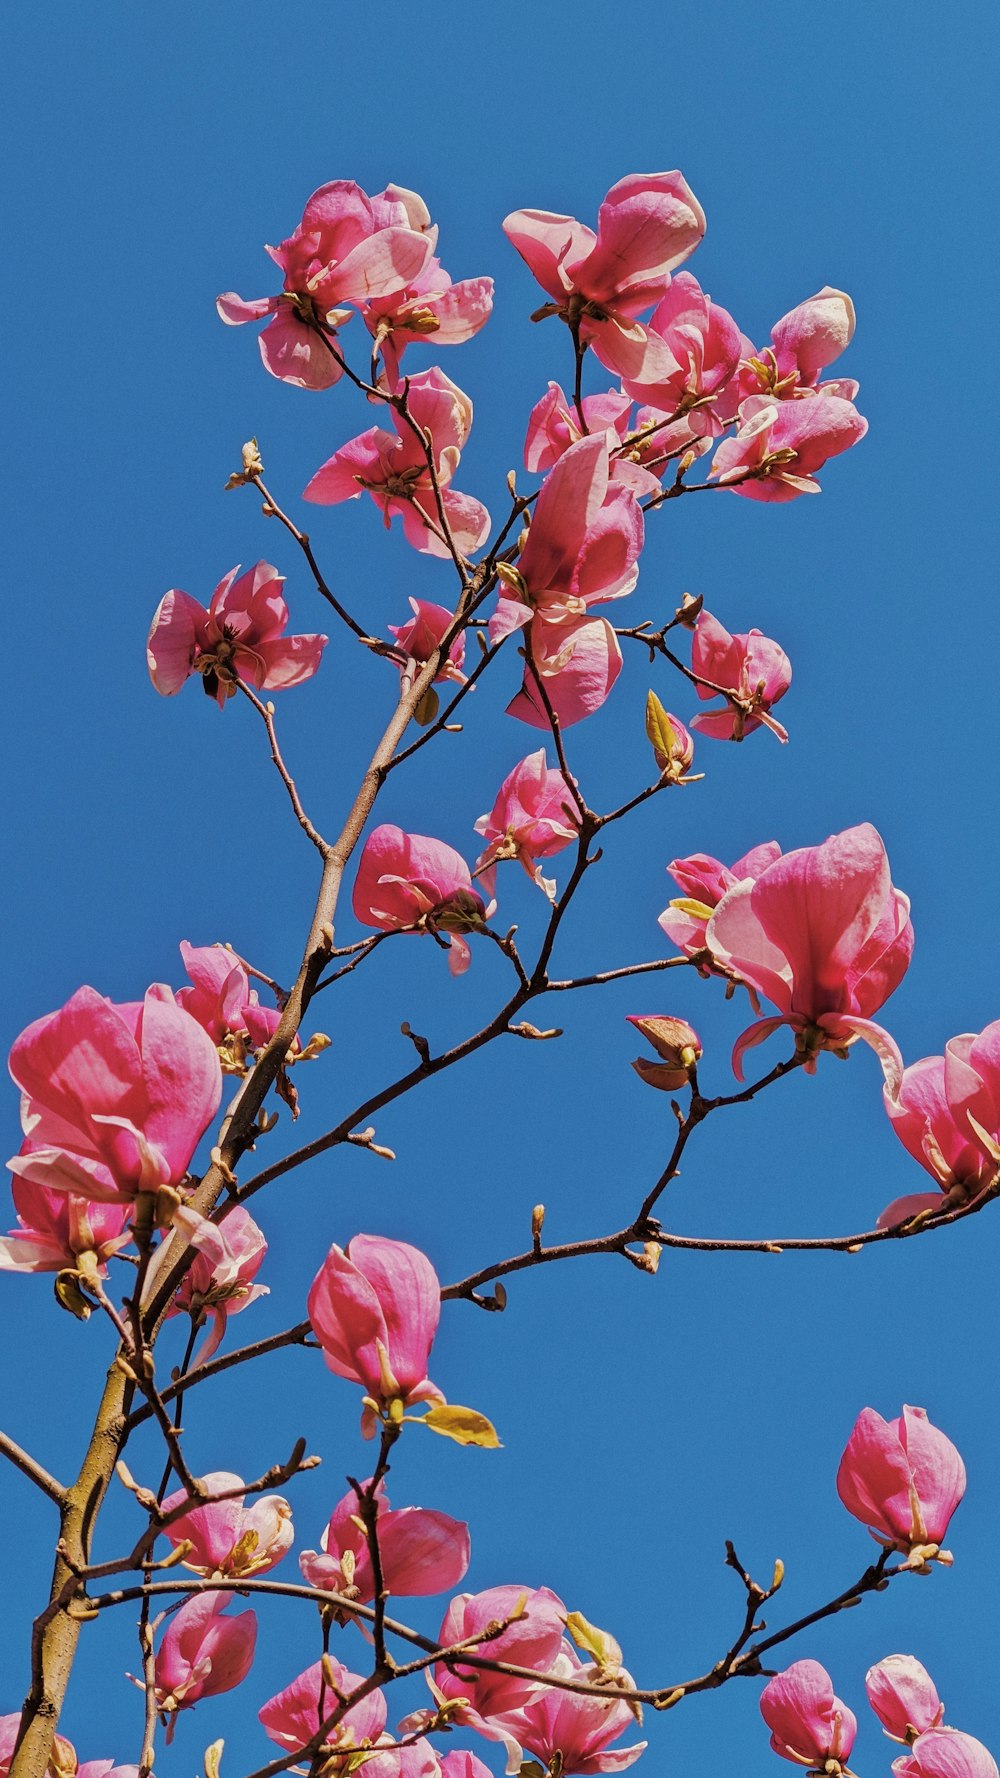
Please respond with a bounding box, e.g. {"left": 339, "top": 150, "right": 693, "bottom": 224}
{"left": 0, "top": 1431, "right": 66, "bottom": 1507}
{"left": 237, "top": 682, "right": 331, "bottom": 856}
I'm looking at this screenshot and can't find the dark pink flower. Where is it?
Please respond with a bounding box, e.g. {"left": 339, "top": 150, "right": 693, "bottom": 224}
{"left": 0, "top": 1174, "right": 132, "bottom": 1277}
{"left": 259, "top": 1655, "right": 386, "bottom": 1756}
{"left": 360, "top": 187, "right": 493, "bottom": 385}
{"left": 299, "top": 1478, "right": 470, "bottom": 1604}
{"left": 622, "top": 272, "right": 743, "bottom": 434}
{"left": 504, "top": 173, "right": 706, "bottom": 381}
{"left": 153, "top": 1591, "right": 257, "bottom": 1740}
{"left": 837, "top": 1405, "right": 966, "bottom": 1567}
{"left": 163, "top": 1203, "right": 268, "bottom": 1364}
{"left": 736, "top": 288, "right": 859, "bottom": 405}
{"left": 303, "top": 367, "right": 489, "bottom": 559}
{"left": 308, "top": 1233, "right": 443, "bottom": 1435}
{"left": 658, "top": 842, "right": 782, "bottom": 958}
{"left": 217, "top": 180, "right": 435, "bottom": 390}
{"left": 894, "top": 1731, "right": 999, "bottom": 1778}
{"left": 705, "top": 824, "right": 913, "bottom": 1081}
{"left": 880, "top": 1023, "right": 1000, "bottom": 1226}
{"left": 492, "top": 1641, "right": 646, "bottom": 1775}
{"left": 474, "top": 750, "right": 579, "bottom": 900}
{"left": 429, "top": 1585, "right": 567, "bottom": 1761}
{"left": 161, "top": 1470, "right": 293, "bottom": 1578}
{"left": 8, "top": 985, "right": 221, "bottom": 1212}
{"left": 689, "top": 610, "right": 792, "bottom": 742}
{"left": 760, "top": 1660, "right": 857, "bottom": 1771}
{"left": 352, "top": 824, "right": 491, "bottom": 975}
{"left": 387, "top": 598, "right": 467, "bottom": 685}
{"left": 147, "top": 562, "right": 327, "bottom": 707}
{"left": 710, "top": 394, "right": 868, "bottom": 501}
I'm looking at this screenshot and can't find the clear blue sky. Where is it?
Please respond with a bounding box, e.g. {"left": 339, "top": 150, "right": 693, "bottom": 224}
{"left": 3, "top": 2, "right": 999, "bottom": 1771}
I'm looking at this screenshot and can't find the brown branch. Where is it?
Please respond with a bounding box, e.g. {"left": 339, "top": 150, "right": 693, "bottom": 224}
{"left": 250, "top": 473, "right": 369, "bottom": 642}
{"left": 236, "top": 682, "right": 331, "bottom": 854}
{"left": 0, "top": 1432, "right": 66, "bottom": 1508}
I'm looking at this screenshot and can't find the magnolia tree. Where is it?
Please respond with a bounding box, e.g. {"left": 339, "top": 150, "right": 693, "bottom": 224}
{"left": 2, "top": 172, "right": 996, "bottom": 1778}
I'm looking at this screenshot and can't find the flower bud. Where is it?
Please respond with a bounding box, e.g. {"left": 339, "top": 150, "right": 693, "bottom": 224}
{"left": 627, "top": 1016, "right": 701, "bottom": 1090}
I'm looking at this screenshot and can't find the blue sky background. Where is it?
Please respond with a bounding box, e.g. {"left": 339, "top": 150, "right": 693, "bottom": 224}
{"left": 3, "top": 2, "right": 999, "bottom": 1771}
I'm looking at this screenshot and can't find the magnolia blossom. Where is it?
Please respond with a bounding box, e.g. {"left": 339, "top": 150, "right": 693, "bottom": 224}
{"left": 163, "top": 1203, "right": 268, "bottom": 1363}
{"left": 428, "top": 1584, "right": 568, "bottom": 1765}
{"left": 217, "top": 180, "right": 434, "bottom": 389}
{"left": 176, "top": 939, "right": 289, "bottom": 1059}
{"left": 303, "top": 367, "right": 490, "bottom": 558}
{"left": 711, "top": 393, "right": 868, "bottom": 501}
{"left": 259, "top": 1655, "right": 386, "bottom": 1755}
{"left": 504, "top": 172, "right": 706, "bottom": 381}
{"left": 689, "top": 610, "right": 792, "bottom": 742}
{"left": 474, "top": 750, "right": 579, "bottom": 899}
{"left": 493, "top": 1640, "right": 646, "bottom": 1776}
{"left": 524, "top": 384, "right": 632, "bottom": 475}
{"left": 658, "top": 842, "right": 783, "bottom": 957}
{"left": 8, "top": 985, "right": 221, "bottom": 1220}
{"left": 0, "top": 1174, "right": 132, "bottom": 1277}
{"left": 760, "top": 1660, "right": 857, "bottom": 1771}
{"left": 704, "top": 823, "right": 913, "bottom": 1081}
{"left": 147, "top": 562, "right": 328, "bottom": 707}
{"left": 361, "top": 206, "right": 493, "bottom": 387}
{"left": 621, "top": 272, "right": 743, "bottom": 432}
{"left": 352, "top": 824, "right": 491, "bottom": 975}
{"left": 880, "top": 1023, "right": 1000, "bottom": 1226}
{"left": 491, "top": 435, "right": 644, "bottom": 640}
{"left": 152, "top": 1591, "right": 256, "bottom": 1741}
{"left": 894, "top": 1732, "right": 1000, "bottom": 1778}
{"left": 308, "top": 1234, "right": 443, "bottom": 1435}
{"left": 508, "top": 611, "right": 625, "bottom": 731}
{"left": 736, "top": 288, "right": 859, "bottom": 405}
{"left": 161, "top": 1471, "right": 293, "bottom": 1578}
{"left": 387, "top": 598, "right": 467, "bottom": 685}
{"left": 837, "top": 1405, "right": 966, "bottom": 1567}
{"left": 866, "top": 1656, "right": 945, "bottom": 1743}
{"left": 299, "top": 1478, "right": 470, "bottom": 1604}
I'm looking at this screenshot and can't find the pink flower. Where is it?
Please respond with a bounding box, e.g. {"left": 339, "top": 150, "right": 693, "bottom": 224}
{"left": 621, "top": 272, "right": 743, "bottom": 433}
{"left": 704, "top": 823, "right": 913, "bottom": 1080}
{"left": 0, "top": 1174, "right": 132, "bottom": 1276}
{"left": 303, "top": 367, "right": 490, "bottom": 559}
{"left": 866, "top": 1656, "right": 945, "bottom": 1743}
{"left": 217, "top": 180, "right": 435, "bottom": 390}
{"left": 161, "top": 1471, "right": 293, "bottom": 1578}
{"left": 147, "top": 562, "right": 328, "bottom": 707}
{"left": 504, "top": 173, "right": 706, "bottom": 381}
{"left": 657, "top": 842, "right": 782, "bottom": 957}
{"left": 492, "top": 1641, "right": 646, "bottom": 1776}
{"left": 760, "top": 1661, "right": 857, "bottom": 1770}
{"left": 837, "top": 1405, "right": 967, "bottom": 1567}
{"left": 508, "top": 612, "right": 624, "bottom": 731}
{"left": 491, "top": 435, "right": 644, "bottom": 639}
{"left": 524, "top": 385, "right": 634, "bottom": 473}
{"left": 152, "top": 1590, "right": 256, "bottom": 1740}
{"left": 474, "top": 751, "right": 579, "bottom": 900}
{"left": 429, "top": 1584, "right": 567, "bottom": 1762}
{"left": 361, "top": 195, "right": 493, "bottom": 387}
{"left": 176, "top": 940, "right": 288, "bottom": 1056}
{"left": 387, "top": 598, "right": 467, "bottom": 685}
{"left": 710, "top": 394, "right": 868, "bottom": 501}
{"left": 163, "top": 1204, "right": 268, "bottom": 1364}
{"left": 688, "top": 610, "right": 792, "bottom": 742}
{"left": 259, "top": 1655, "right": 386, "bottom": 1756}
{"left": 8, "top": 985, "right": 222, "bottom": 1211}
{"left": 737, "top": 288, "right": 859, "bottom": 405}
{"left": 352, "top": 824, "right": 491, "bottom": 976}
{"left": 298, "top": 1478, "right": 470, "bottom": 1604}
{"left": 894, "top": 1732, "right": 999, "bottom": 1778}
{"left": 879, "top": 1023, "right": 1000, "bottom": 1226}
{"left": 307, "top": 1233, "right": 443, "bottom": 1435}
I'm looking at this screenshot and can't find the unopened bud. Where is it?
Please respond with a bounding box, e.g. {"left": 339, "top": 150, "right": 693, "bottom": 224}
{"left": 676, "top": 592, "right": 703, "bottom": 628}
{"left": 627, "top": 1016, "right": 701, "bottom": 1090}
{"left": 531, "top": 1204, "right": 546, "bottom": 1241}
{"left": 645, "top": 691, "right": 695, "bottom": 779}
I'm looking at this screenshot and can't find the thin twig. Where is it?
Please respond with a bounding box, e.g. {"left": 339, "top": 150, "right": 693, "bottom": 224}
{"left": 237, "top": 681, "right": 331, "bottom": 855}
{"left": 0, "top": 1432, "right": 66, "bottom": 1507}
